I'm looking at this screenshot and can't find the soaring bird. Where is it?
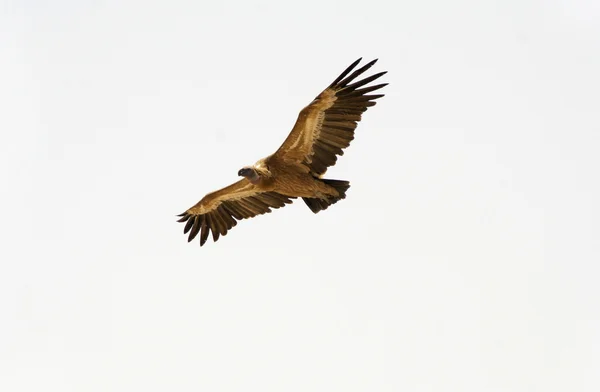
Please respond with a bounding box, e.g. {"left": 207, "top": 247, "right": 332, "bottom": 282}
{"left": 177, "top": 58, "right": 387, "bottom": 246}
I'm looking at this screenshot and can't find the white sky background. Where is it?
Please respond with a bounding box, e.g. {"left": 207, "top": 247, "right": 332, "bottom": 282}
{"left": 1, "top": 0, "right": 599, "bottom": 390}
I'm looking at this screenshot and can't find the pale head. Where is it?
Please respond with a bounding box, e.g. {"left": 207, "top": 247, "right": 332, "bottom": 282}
{"left": 238, "top": 166, "right": 261, "bottom": 184}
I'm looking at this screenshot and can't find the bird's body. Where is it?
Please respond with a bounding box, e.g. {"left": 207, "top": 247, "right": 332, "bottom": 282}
{"left": 178, "top": 58, "right": 387, "bottom": 246}
{"left": 259, "top": 157, "right": 340, "bottom": 198}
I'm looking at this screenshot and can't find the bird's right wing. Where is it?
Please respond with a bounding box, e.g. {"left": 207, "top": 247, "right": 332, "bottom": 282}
{"left": 271, "top": 58, "right": 387, "bottom": 176}
{"left": 177, "top": 179, "right": 295, "bottom": 246}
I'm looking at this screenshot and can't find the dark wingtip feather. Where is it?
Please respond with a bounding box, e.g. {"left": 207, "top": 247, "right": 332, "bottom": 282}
{"left": 341, "top": 83, "right": 388, "bottom": 98}
{"left": 183, "top": 217, "right": 195, "bottom": 234}
{"left": 336, "top": 59, "right": 380, "bottom": 89}
{"left": 343, "top": 71, "right": 387, "bottom": 92}
{"left": 177, "top": 213, "right": 191, "bottom": 223}
{"left": 364, "top": 58, "right": 378, "bottom": 68}
{"left": 200, "top": 218, "right": 209, "bottom": 246}
{"left": 187, "top": 216, "right": 201, "bottom": 242}
{"left": 329, "top": 58, "right": 363, "bottom": 88}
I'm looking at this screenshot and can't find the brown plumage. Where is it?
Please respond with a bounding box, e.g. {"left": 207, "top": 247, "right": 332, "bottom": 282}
{"left": 177, "top": 58, "right": 387, "bottom": 246}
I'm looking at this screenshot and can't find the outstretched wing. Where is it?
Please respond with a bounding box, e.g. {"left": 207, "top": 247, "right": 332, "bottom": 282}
{"left": 271, "top": 58, "right": 387, "bottom": 176}
{"left": 177, "top": 179, "right": 295, "bottom": 246}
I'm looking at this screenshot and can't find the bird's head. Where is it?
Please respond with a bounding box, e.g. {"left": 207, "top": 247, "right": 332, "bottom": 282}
{"left": 238, "top": 166, "right": 260, "bottom": 184}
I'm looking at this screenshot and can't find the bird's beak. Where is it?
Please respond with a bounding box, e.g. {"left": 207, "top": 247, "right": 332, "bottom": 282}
{"left": 238, "top": 168, "right": 248, "bottom": 177}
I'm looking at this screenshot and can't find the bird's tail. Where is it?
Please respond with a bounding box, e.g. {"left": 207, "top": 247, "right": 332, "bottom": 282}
{"left": 302, "top": 179, "right": 350, "bottom": 214}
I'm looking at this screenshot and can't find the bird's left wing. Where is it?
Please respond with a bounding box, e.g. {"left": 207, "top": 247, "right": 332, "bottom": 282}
{"left": 271, "top": 58, "right": 387, "bottom": 176}
{"left": 177, "top": 179, "right": 295, "bottom": 246}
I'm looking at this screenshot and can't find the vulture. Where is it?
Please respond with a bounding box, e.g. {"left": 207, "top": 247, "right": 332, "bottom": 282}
{"left": 178, "top": 58, "right": 387, "bottom": 246}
